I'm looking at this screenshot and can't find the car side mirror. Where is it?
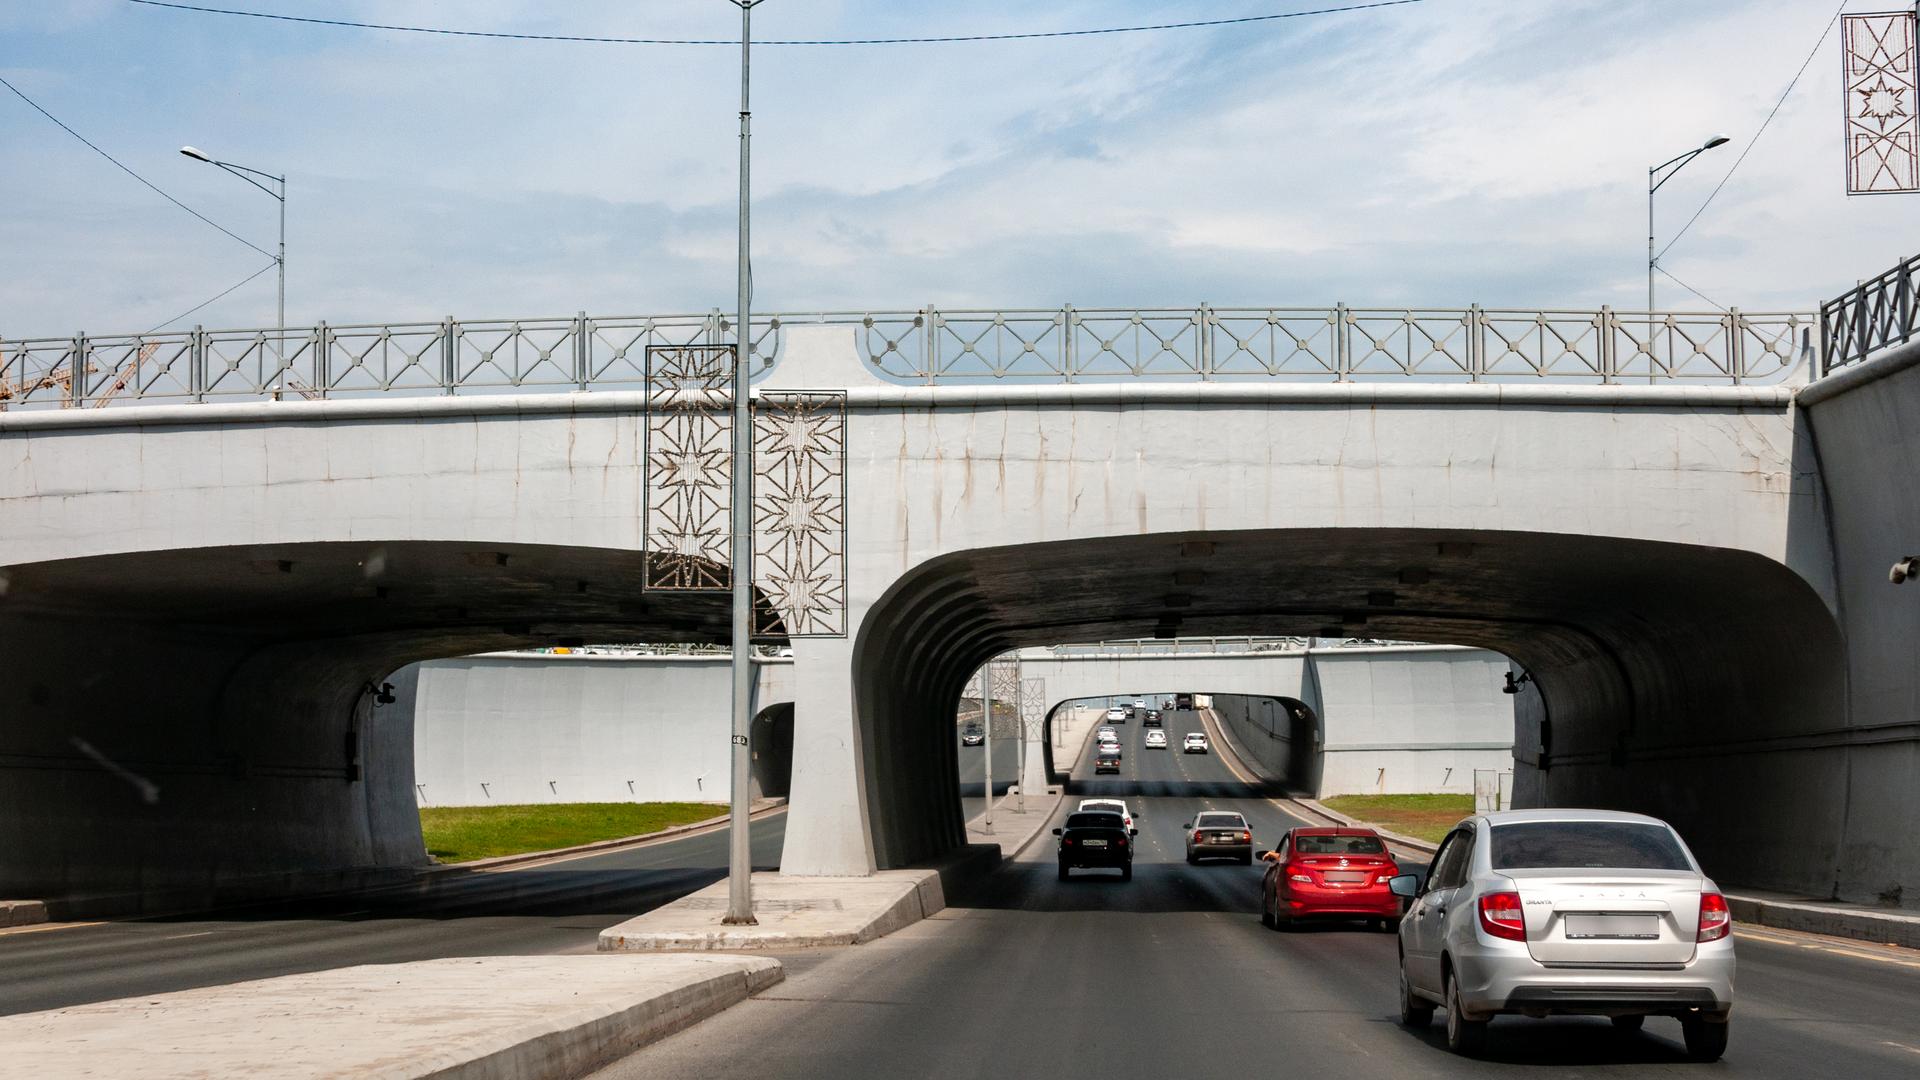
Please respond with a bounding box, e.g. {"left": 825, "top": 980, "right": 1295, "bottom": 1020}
{"left": 1387, "top": 874, "right": 1421, "bottom": 898}
{"left": 1181, "top": 823, "right": 1192, "bottom": 830}
{"left": 1051, "top": 827, "right": 1062, "bottom": 835}
{"left": 1130, "top": 828, "right": 1138, "bottom": 836}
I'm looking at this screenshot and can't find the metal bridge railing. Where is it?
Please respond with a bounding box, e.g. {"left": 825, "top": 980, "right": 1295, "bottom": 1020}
{"left": 1821, "top": 254, "right": 1919, "bottom": 375}
{"left": 1, "top": 304, "right": 1817, "bottom": 410}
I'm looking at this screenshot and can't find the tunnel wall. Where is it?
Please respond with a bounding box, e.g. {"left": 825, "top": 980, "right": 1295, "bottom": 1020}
{"left": 403, "top": 653, "right": 794, "bottom": 807}
{"left": 1201, "top": 693, "right": 1320, "bottom": 792}
{"left": 1799, "top": 345, "right": 1920, "bottom": 908}
{"left": 0, "top": 613, "right": 426, "bottom": 917}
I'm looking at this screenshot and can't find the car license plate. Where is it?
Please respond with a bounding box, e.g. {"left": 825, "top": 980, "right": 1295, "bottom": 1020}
{"left": 1325, "top": 871, "right": 1367, "bottom": 883}
{"left": 1213, "top": 833, "right": 1236, "bottom": 843}
{"left": 1083, "top": 839, "right": 1107, "bottom": 847}
{"left": 1564, "top": 914, "right": 1660, "bottom": 939}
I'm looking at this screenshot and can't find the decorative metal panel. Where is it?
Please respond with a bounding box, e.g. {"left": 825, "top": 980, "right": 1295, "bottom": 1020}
{"left": 1021, "top": 676, "right": 1047, "bottom": 743}
{"left": 1845, "top": 11, "right": 1920, "bottom": 195}
{"left": 753, "top": 391, "right": 846, "bottom": 637}
{"left": 644, "top": 343, "right": 734, "bottom": 590}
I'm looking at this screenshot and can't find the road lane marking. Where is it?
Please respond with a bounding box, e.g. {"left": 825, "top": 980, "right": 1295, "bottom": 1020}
{"left": 1734, "top": 926, "right": 1920, "bottom": 969}
{"left": 1884, "top": 1041, "right": 1920, "bottom": 1056}
{"left": 160, "top": 930, "right": 216, "bottom": 941}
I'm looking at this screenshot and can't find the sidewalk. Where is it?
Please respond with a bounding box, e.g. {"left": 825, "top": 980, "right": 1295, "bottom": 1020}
{"left": 965, "top": 702, "right": 1105, "bottom": 857}
{"left": 603, "top": 705, "right": 1109, "bottom": 953}
{"left": 0, "top": 954, "right": 780, "bottom": 1080}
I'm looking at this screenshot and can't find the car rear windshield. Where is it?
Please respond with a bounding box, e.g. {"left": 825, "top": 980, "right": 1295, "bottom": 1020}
{"left": 1082, "top": 803, "right": 1123, "bottom": 815}
{"left": 1295, "top": 834, "right": 1385, "bottom": 855}
{"left": 1066, "top": 813, "right": 1123, "bottom": 829}
{"left": 1490, "top": 821, "right": 1693, "bottom": 871}
{"left": 1196, "top": 814, "right": 1244, "bottom": 829}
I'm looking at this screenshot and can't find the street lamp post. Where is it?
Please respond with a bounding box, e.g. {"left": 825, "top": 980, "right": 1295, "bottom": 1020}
{"left": 722, "top": 0, "right": 766, "bottom": 928}
{"left": 1646, "top": 134, "right": 1729, "bottom": 313}
{"left": 180, "top": 146, "right": 285, "bottom": 396}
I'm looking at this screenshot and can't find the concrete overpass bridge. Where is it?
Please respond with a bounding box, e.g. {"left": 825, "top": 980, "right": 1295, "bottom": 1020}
{"left": 1, "top": 291, "right": 1913, "bottom": 913}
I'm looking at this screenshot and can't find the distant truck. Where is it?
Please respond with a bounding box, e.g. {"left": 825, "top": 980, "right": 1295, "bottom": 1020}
{"left": 1175, "top": 693, "right": 1193, "bottom": 710}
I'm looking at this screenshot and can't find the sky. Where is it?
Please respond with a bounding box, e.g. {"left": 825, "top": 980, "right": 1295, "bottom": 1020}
{"left": 3, "top": 0, "right": 1914, "bottom": 339}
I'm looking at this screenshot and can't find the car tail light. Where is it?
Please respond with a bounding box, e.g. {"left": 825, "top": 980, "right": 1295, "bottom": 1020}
{"left": 1240, "top": 831, "right": 1252, "bottom": 843}
{"left": 1287, "top": 863, "right": 1312, "bottom": 884}
{"left": 1062, "top": 838, "right": 1073, "bottom": 846}
{"left": 1697, "top": 892, "right": 1731, "bottom": 942}
{"left": 1477, "top": 891, "right": 1526, "bottom": 941}
{"left": 1116, "top": 836, "right": 1127, "bottom": 848}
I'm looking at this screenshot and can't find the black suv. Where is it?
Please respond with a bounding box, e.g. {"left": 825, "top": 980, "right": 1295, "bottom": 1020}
{"left": 1054, "top": 811, "right": 1136, "bottom": 881}
{"left": 1143, "top": 710, "right": 1162, "bottom": 727}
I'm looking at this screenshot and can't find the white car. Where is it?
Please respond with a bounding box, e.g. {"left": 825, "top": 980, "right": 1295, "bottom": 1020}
{"left": 1104, "top": 707, "right": 1127, "bottom": 722}
{"left": 1182, "top": 732, "right": 1209, "bottom": 754}
{"left": 1144, "top": 729, "right": 1168, "bottom": 748}
{"left": 1131, "top": 698, "right": 1146, "bottom": 709}
{"left": 1095, "top": 726, "right": 1118, "bottom": 741}
{"left": 1390, "top": 809, "right": 1735, "bottom": 1061}
{"left": 1076, "top": 798, "right": 1137, "bottom": 830}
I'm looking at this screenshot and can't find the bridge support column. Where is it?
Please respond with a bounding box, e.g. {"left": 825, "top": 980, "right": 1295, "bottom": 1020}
{"left": 777, "top": 635, "right": 877, "bottom": 877}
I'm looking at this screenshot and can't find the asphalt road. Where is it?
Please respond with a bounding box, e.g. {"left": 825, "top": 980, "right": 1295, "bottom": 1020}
{"left": 956, "top": 730, "right": 1022, "bottom": 823}
{"left": 596, "top": 710, "right": 1920, "bottom": 1080}
{"left": 0, "top": 811, "right": 786, "bottom": 1016}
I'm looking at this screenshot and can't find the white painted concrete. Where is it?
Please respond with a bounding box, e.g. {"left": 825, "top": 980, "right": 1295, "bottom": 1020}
{"left": 405, "top": 653, "right": 792, "bottom": 807}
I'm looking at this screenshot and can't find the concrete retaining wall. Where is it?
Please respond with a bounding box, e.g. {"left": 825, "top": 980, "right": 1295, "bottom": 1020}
{"left": 1799, "top": 341, "right": 1920, "bottom": 909}
{"left": 404, "top": 653, "right": 794, "bottom": 807}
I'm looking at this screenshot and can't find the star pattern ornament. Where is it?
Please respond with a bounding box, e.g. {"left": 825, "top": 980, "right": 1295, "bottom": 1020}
{"left": 1844, "top": 13, "right": 1920, "bottom": 195}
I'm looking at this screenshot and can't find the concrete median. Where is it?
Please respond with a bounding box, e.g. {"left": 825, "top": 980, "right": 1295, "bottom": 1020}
{"left": 0, "top": 954, "right": 781, "bottom": 1080}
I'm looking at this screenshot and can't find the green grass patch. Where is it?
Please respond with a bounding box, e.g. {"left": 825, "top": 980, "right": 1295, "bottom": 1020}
{"left": 1321, "top": 793, "right": 1475, "bottom": 844}
{"left": 419, "top": 801, "right": 726, "bottom": 864}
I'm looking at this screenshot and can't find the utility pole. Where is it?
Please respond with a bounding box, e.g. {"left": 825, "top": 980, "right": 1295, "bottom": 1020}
{"left": 722, "top": 0, "right": 764, "bottom": 928}
{"left": 979, "top": 663, "right": 994, "bottom": 836}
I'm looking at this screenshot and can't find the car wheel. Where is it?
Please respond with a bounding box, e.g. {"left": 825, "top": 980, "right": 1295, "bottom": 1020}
{"left": 1398, "top": 964, "right": 1435, "bottom": 1027}
{"left": 1680, "top": 1015, "right": 1729, "bottom": 1062}
{"left": 1610, "top": 1015, "right": 1645, "bottom": 1033}
{"left": 1374, "top": 917, "right": 1397, "bottom": 933}
{"left": 1259, "top": 892, "right": 1275, "bottom": 928}
{"left": 1057, "top": 861, "right": 1070, "bottom": 882}
{"left": 1444, "top": 970, "right": 1489, "bottom": 1056}
{"left": 1240, "top": 853, "right": 1253, "bottom": 865}
{"left": 1185, "top": 851, "right": 1196, "bottom": 865}
{"left": 1120, "top": 862, "right": 1133, "bottom": 883}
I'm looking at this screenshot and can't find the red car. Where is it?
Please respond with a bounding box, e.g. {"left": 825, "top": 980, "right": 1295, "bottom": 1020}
{"left": 1257, "top": 827, "right": 1402, "bottom": 931}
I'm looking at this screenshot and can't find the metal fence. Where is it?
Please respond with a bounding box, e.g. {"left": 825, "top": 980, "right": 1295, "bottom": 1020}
{"left": 1033, "top": 636, "right": 1430, "bottom": 658}
{"left": 1, "top": 304, "right": 1817, "bottom": 410}
{"left": 1821, "top": 255, "right": 1919, "bottom": 374}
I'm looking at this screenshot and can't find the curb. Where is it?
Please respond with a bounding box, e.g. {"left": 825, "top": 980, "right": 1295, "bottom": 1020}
{"left": 0, "top": 900, "right": 48, "bottom": 928}
{"left": 1726, "top": 893, "right": 1920, "bottom": 950}
{"left": 425, "top": 799, "right": 788, "bottom": 874}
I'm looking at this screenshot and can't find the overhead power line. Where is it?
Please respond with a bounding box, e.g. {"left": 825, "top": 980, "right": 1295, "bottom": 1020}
{"left": 0, "top": 73, "right": 274, "bottom": 260}
{"left": 124, "top": 0, "right": 1427, "bottom": 46}
{"left": 146, "top": 259, "right": 280, "bottom": 334}
{"left": 1656, "top": 0, "right": 1845, "bottom": 262}
{"left": 1655, "top": 265, "right": 1730, "bottom": 314}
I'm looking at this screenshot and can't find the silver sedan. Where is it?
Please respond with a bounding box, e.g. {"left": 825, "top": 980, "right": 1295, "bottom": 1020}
{"left": 1391, "top": 808, "right": 1735, "bottom": 1061}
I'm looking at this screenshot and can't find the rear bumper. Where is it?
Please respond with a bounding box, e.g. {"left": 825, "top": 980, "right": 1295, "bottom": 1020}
{"left": 1061, "top": 852, "right": 1130, "bottom": 869}
{"left": 1282, "top": 885, "right": 1400, "bottom": 918}
{"left": 1455, "top": 939, "right": 1735, "bottom": 1017}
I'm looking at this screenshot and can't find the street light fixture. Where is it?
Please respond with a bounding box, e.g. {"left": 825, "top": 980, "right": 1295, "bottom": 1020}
{"left": 1647, "top": 134, "right": 1729, "bottom": 312}
{"left": 180, "top": 145, "right": 287, "bottom": 397}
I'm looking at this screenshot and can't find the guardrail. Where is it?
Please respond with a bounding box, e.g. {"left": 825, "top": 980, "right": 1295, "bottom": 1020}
{"left": 1821, "top": 254, "right": 1919, "bottom": 374}
{"left": 1032, "top": 636, "right": 1429, "bottom": 658}
{"left": 1, "top": 304, "right": 1818, "bottom": 410}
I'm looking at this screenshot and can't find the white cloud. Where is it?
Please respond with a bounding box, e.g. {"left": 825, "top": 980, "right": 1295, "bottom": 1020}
{"left": 2, "top": 0, "right": 1916, "bottom": 337}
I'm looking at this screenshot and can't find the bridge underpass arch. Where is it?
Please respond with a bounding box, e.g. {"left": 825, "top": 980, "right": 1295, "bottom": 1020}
{"left": 1039, "top": 692, "right": 1323, "bottom": 796}
{"left": 848, "top": 526, "right": 1843, "bottom": 895}
{"left": 0, "top": 540, "right": 786, "bottom": 915}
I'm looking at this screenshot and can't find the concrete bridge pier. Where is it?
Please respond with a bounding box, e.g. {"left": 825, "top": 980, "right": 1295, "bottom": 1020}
{"left": 778, "top": 634, "right": 876, "bottom": 877}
